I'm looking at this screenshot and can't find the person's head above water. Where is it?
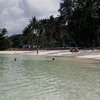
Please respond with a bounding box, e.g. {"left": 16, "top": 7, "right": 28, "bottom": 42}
{"left": 52, "top": 58, "right": 55, "bottom": 60}
{"left": 14, "top": 58, "right": 16, "bottom": 61}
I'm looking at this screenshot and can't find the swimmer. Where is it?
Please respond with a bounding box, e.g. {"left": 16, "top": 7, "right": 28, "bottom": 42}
{"left": 14, "top": 58, "right": 16, "bottom": 61}
{"left": 52, "top": 58, "right": 55, "bottom": 60}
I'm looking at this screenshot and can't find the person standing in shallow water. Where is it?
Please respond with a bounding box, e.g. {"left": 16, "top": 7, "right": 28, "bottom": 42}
{"left": 36, "top": 46, "right": 38, "bottom": 55}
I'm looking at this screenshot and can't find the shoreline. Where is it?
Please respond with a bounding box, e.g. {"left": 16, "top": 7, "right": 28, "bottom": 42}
{"left": 0, "top": 50, "right": 100, "bottom": 60}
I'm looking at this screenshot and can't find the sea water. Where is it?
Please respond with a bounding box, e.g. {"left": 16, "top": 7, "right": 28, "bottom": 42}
{"left": 0, "top": 54, "right": 100, "bottom": 100}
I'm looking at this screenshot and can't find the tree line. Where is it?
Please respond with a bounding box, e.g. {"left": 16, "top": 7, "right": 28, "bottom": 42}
{"left": 0, "top": 0, "right": 100, "bottom": 50}
{"left": 0, "top": 28, "right": 10, "bottom": 50}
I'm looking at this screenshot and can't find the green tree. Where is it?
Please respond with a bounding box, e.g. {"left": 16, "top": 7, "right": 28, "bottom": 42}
{"left": 23, "top": 17, "right": 38, "bottom": 45}
{"left": 59, "top": 0, "right": 100, "bottom": 47}
{"left": 0, "top": 28, "right": 11, "bottom": 50}
{"left": 9, "top": 34, "right": 23, "bottom": 48}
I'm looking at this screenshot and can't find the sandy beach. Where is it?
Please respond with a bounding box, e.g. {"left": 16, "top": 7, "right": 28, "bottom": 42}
{"left": 0, "top": 49, "right": 99, "bottom": 58}
{"left": 0, "top": 50, "right": 100, "bottom": 60}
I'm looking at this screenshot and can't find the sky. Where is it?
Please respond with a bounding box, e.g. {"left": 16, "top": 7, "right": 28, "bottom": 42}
{"left": 0, "top": 0, "right": 61, "bottom": 35}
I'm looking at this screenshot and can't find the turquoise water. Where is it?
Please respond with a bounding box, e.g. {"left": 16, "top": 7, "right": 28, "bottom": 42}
{"left": 0, "top": 54, "right": 100, "bottom": 100}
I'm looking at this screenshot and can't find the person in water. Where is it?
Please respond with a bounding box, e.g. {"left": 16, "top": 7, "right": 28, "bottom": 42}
{"left": 14, "top": 58, "right": 16, "bottom": 61}
{"left": 52, "top": 58, "right": 55, "bottom": 60}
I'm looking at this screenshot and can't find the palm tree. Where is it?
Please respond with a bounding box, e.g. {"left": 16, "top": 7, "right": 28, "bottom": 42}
{"left": 59, "top": 0, "right": 100, "bottom": 47}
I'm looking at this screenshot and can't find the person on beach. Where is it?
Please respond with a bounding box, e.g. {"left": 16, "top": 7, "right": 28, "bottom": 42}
{"left": 36, "top": 46, "right": 38, "bottom": 55}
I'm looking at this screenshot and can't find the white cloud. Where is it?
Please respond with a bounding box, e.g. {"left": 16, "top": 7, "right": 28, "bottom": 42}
{"left": 8, "top": 6, "right": 24, "bottom": 15}
{"left": 26, "top": 0, "right": 60, "bottom": 17}
{"left": 2, "top": 8, "right": 9, "bottom": 16}
{"left": 27, "top": 0, "right": 59, "bottom": 11}
{"left": 0, "top": 0, "right": 60, "bottom": 35}
{"left": 4, "top": 18, "right": 29, "bottom": 34}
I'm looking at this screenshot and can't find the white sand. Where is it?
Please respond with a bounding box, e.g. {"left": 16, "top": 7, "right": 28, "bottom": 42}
{"left": 0, "top": 50, "right": 100, "bottom": 59}
{"left": 0, "top": 50, "right": 71, "bottom": 56}
{"left": 78, "top": 55, "right": 100, "bottom": 59}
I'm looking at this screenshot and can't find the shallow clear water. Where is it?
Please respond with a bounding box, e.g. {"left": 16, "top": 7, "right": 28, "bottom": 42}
{"left": 0, "top": 54, "right": 100, "bottom": 100}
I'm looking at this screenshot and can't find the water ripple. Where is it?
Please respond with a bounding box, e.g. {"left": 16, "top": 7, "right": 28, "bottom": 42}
{"left": 0, "top": 55, "right": 100, "bottom": 100}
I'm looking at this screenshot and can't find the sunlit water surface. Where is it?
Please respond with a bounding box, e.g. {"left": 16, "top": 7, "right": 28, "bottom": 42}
{"left": 0, "top": 54, "right": 100, "bottom": 100}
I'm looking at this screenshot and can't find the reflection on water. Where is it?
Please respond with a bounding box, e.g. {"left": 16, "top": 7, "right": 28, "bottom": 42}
{"left": 0, "top": 55, "right": 100, "bottom": 100}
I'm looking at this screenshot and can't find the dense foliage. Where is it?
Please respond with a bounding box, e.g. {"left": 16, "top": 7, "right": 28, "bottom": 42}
{"left": 1, "top": 0, "right": 100, "bottom": 49}
{"left": 9, "top": 34, "right": 23, "bottom": 48}
{"left": 0, "top": 28, "right": 11, "bottom": 50}
{"left": 21, "top": 0, "right": 100, "bottom": 48}
{"left": 59, "top": 0, "right": 100, "bottom": 47}
{"left": 22, "top": 16, "right": 68, "bottom": 48}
